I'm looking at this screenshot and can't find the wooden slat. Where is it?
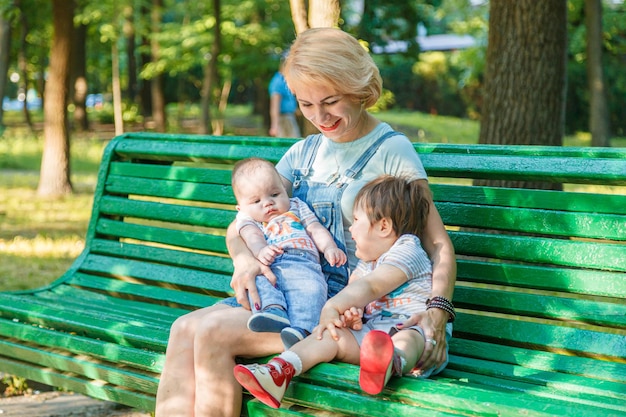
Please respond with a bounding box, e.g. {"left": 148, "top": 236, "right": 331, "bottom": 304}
{"left": 456, "top": 259, "right": 626, "bottom": 297}
{"left": 0, "top": 355, "right": 156, "bottom": 411}
{"left": 69, "top": 273, "right": 223, "bottom": 309}
{"left": 109, "top": 161, "right": 233, "bottom": 185}
{"left": 79, "top": 254, "right": 232, "bottom": 294}
{"left": 453, "top": 312, "right": 626, "bottom": 359}
{"left": 105, "top": 175, "right": 237, "bottom": 205}
{"left": 0, "top": 318, "right": 164, "bottom": 372}
{"left": 450, "top": 231, "right": 626, "bottom": 271}
{"left": 95, "top": 218, "right": 229, "bottom": 253}
{"left": 0, "top": 339, "right": 158, "bottom": 394}
{"left": 0, "top": 294, "right": 169, "bottom": 350}
{"left": 448, "top": 339, "right": 626, "bottom": 382}
{"left": 438, "top": 202, "right": 625, "bottom": 240}
{"left": 89, "top": 239, "right": 234, "bottom": 275}
{"left": 430, "top": 183, "right": 626, "bottom": 215}
{"left": 453, "top": 285, "right": 626, "bottom": 328}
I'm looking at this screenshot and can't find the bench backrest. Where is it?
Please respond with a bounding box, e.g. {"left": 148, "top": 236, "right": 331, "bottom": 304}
{"left": 67, "top": 133, "right": 626, "bottom": 381}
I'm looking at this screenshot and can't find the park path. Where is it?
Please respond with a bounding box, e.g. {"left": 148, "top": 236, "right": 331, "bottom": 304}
{"left": 0, "top": 391, "right": 151, "bottom": 417}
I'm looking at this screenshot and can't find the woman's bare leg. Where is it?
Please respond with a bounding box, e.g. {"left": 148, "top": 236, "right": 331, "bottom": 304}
{"left": 156, "top": 304, "right": 284, "bottom": 417}
{"left": 155, "top": 305, "right": 227, "bottom": 417}
{"left": 192, "top": 307, "right": 283, "bottom": 417}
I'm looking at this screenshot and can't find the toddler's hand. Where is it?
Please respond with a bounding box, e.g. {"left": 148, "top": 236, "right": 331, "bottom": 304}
{"left": 341, "top": 306, "right": 364, "bottom": 330}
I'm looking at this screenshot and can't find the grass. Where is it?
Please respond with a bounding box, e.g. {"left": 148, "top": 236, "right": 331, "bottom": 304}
{"left": 1, "top": 105, "right": 624, "bottom": 291}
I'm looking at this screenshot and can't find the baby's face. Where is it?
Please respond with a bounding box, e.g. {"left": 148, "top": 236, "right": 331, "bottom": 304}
{"left": 235, "top": 166, "right": 290, "bottom": 223}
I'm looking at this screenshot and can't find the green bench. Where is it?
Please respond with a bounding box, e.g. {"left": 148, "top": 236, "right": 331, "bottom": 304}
{"left": 0, "top": 132, "right": 624, "bottom": 416}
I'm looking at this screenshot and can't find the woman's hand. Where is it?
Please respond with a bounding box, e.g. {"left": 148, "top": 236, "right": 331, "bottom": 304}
{"left": 397, "top": 308, "right": 448, "bottom": 372}
{"left": 230, "top": 255, "right": 276, "bottom": 311}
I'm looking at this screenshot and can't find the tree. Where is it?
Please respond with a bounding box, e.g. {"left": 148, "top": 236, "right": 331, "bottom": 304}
{"left": 150, "top": 0, "right": 166, "bottom": 132}
{"left": 37, "top": 0, "right": 74, "bottom": 197}
{"left": 479, "top": 1, "right": 567, "bottom": 160}
{"left": 199, "top": 0, "right": 221, "bottom": 134}
{"left": 585, "top": 0, "right": 610, "bottom": 146}
{"left": 289, "top": 0, "right": 340, "bottom": 33}
{"left": 0, "top": 5, "right": 11, "bottom": 129}
{"left": 479, "top": 0, "right": 567, "bottom": 189}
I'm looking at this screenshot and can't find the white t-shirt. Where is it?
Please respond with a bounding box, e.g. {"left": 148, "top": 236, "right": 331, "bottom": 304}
{"left": 351, "top": 234, "right": 433, "bottom": 319}
{"left": 276, "top": 122, "right": 427, "bottom": 267}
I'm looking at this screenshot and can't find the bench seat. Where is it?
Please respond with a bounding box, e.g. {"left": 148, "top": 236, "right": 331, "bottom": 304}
{"left": 0, "top": 132, "right": 624, "bottom": 416}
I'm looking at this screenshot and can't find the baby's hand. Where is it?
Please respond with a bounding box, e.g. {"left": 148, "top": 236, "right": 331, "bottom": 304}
{"left": 341, "top": 306, "right": 364, "bottom": 330}
{"left": 256, "top": 245, "right": 283, "bottom": 266}
{"left": 324, "top": 247, "right": 347, "bottom": 267}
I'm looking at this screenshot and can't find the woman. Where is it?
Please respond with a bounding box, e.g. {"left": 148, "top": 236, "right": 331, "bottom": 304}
{"left": 155, "top": 28, "right": 456, "bottom": 417}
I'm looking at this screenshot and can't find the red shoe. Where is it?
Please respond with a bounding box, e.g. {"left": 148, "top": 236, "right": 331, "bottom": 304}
{"left": 359, "top": 330, "right": 398, "bottom": 395}
{"left": 233, "top": 357, "right": 295, "bottom": 408}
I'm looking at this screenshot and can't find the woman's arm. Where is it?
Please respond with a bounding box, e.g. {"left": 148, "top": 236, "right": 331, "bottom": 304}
{"left": 400, "top": 188, "right": 456, "bottom": 371}
{"left": 226, "top": 221, "right": 277, "bottom": 310}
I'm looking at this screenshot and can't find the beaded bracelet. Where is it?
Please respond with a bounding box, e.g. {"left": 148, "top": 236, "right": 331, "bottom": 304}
{"left": 426, "top": 296, "right": 456, "bottom": 323}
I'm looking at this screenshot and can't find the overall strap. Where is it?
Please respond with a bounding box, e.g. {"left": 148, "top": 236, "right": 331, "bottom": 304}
{"left": 292, "top": 134, "right": 323, "bottom": 188}
{"left": 342, "top": 130, "right": 401, "bottom": 181}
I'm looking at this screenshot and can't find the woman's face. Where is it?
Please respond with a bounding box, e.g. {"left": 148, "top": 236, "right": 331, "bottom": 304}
{"left": 291, "top": 82, "right": 365, "bottom": 143}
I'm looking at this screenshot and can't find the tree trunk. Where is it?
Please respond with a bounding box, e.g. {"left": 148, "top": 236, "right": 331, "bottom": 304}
{"left": 71, "top": 22, "right": 89, "bottom": 131}
{"left": 38, "top": 0, "right": 74, "bottom": 197}
{"left": 478, "top": 0, "right": 567, "bottom": 190}
{"left": 585, "top": 0, "right": 610, "bottom": 147}
{"left": 309, "top": 0, "right": 340, "bottom": 28}
{"left": 0, "top": 12, "right": 10, "bottom": 128}
{"left": 139, "top": 3, "right": 152, "bottom": 120}
{"left": 124, "top": 4, "right": 138, "bottom": 102}
{"left": 151, "top": 0, "right": 166, "bottom": 132}
{"left": 112, "top": 40, "right": 124, "bottom": 135}
{"left": 200, "top": 0, "right": 221, "bottom": 134}
{"left": 289, "top": 0, "right": 309, "bottom": 34}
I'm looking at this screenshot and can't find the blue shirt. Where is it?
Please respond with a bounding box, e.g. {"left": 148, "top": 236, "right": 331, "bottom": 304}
{"left": 269, "top": 72, "right": 298, "bottom": 114}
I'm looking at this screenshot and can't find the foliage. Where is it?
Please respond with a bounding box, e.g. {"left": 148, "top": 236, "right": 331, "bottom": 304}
{"left": 1, "top": 374, "right": 29, "bottom": 397}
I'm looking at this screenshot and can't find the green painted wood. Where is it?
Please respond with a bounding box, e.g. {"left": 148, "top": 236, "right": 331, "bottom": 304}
{"left": 69, "top": 274, "right": 221, "bottom": 309}
{"left": 445, "top": 355, "right": 626, "bottom": 402}
{"left": 450, "top": 231, "right": 626, "bottom": 271}
{"left": 0, "top": 356, "right": 156, "bottom": 411}
{"left": 114, "top": 139, "right": 291, "bottom": 164}
{"left": 418, "top": 153, "right": 626, "bottom": 185}
{"left": 0, "top": 339, "right": 158, "bottom": 394}
{"left": 0, "top": 295, "right": 169, "bottom": 350}
{"left": 453, "top": 313, "right": 626, "bottom": 359}
{"left": 448, "top": 339, "right": 626, "bottom": 382}
{"left": 438, "top": 202, "right": 625, "bottom": 240}
{"left": 105, "top": 175, "right": 237, "bottom": 205}
{"left": 456, "top": 259, "right": 626, "bottom": 298}
{"left": 98, "top": 196, "right": 235, "bottom": 228}
{"left": 0, "top": 318, "right": 164, "bottom": 372}
{"left": 95, "top": 218, "right": 229, "bottom": 253}
{"left": 109, "top": 161, "right": 234, "bottom": 185}
{"left": 79, "top": 254, "right": 232, "bottom": 294}
{"left": 414, "top": 142, "right": 626, "bottom": 158}
{"left": 453, "top": 285, "right": 626, "bottom": 328}
{"left": 42, "top": 283, "right": 190, "bottom": 321}
{"left": 89, "top": 239, "right": 234, "bottom": 275}
{"left": 439, "top": 368, "right": 626, "bottom": 413}
{"left": 430, "top": 183, "right": 626, "bottom": 215}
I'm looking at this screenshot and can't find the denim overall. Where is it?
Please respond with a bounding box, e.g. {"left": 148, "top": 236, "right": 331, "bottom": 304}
{"left": 292, "top": 130, "right": 399, "bottom": 298}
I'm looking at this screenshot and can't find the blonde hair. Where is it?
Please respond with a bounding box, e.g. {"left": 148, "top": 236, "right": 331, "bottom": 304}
{"left": 354, "top": 175, "right": 431, "bottom": 237}
{"left": 283, "top": 28, "right": 382, "bottom": 108}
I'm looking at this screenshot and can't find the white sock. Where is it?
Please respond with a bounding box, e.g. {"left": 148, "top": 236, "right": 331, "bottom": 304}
{"left": 278, "top": 350, "right": 303, "bottom": 376}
